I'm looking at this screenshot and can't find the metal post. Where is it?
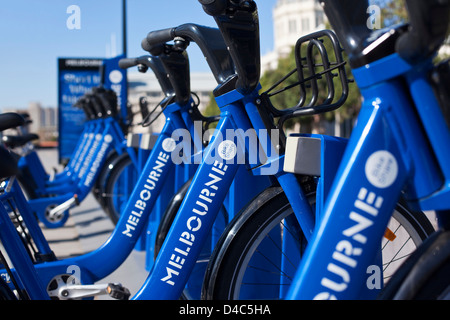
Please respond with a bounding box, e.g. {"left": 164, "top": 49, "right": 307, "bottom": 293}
{"left": 122, "top": 0, "right": 127, "bottom": 57}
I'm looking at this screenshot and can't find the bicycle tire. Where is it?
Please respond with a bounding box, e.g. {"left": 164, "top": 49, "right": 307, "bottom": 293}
{"left": 154, "top": 178, "right": 193, "bottom": 259}
{"left": 379, "top": 229, "right": 450, "bottom": 300}
{"left": 92, "top": 150, "right": 119, "bottom": 208}
{"left": 202, "top": 186, "right": 435, "bottom": 300}
{"left": 104, "top": 154, "right": 138, "bottom": 224}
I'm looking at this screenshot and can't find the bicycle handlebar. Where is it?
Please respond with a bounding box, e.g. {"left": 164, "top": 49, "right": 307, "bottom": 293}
{"left": 74, "top": 96, "right": 96, "bottom": 120}
{"left": 144, "top": 9, "right": 260, "bottom": 95}
{"left": 118, "top": 57, "right": 140, "bottom": 69}
{"left": 144, "top": 28, "right": 175, "bottom": 50}
{"left": 198, "top": 0, "right": 228, "bottom": 16}
{"left": 87, "top": 91, "right": 106, "bottom": 118}
{"left": 143, "top": 24, "right": 235, "bottom": 86}
{"left": 119, "top": 56, "right": 175, "bottom": 98}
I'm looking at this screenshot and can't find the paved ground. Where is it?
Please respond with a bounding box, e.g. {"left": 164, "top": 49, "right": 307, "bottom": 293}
{"left": 37, "top": 148, "right": 148, "bottom": 300}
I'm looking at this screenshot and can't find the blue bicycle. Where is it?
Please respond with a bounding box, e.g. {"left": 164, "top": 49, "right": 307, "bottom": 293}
{"left": 282, "top": 0, "right": 450, "bottom": 299}
{"left": 113, "top": 0, "right": 433, "bottom": 300}
{"left": 0, "top": 53, "right": 196, "bottom": 299}
{"left": 0, "top": 34, "right": 267, "bottom": 299}
{"left": 4, "top": 85, "right": 141, "bottom": 228}
{"left": 0, "top": 0, "right": 443, "bottom": 301}
{"left": 173, "top": 0, "right": 435, "bottom": 300}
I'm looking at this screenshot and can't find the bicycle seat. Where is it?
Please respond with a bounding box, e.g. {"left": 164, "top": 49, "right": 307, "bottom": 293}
{"left": 2, "top": 133, "right": 39, "bottom": 149}
{"left": 0, "top": 113, "right": 25, "bottom": 132}
{"left": 0, "top": 146, "right": 18, "bottom": 179}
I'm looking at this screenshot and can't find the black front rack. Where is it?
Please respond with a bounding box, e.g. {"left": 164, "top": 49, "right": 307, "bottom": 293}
{"left": 258, "top": 29, "right": 351, "bottom": 131}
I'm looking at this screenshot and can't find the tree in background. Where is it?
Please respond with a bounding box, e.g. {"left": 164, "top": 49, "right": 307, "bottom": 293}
{"left": 371, "top": 0, "right": 408, "bottom": 26}
{"left": 258, "top": 35, "right": 361, "bottom": 136}
{"left": 202, "top": 41, "right": 361, "bottom": 137}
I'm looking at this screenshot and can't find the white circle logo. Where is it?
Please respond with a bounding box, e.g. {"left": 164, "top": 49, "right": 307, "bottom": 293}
{"left": 109, "top": 70, "right": 123, "bottom": 84}
{"left": 365, "top": 150, "right": 398, "bottom": 189}
{"left": 162, "top": 138, "right": 176, "bottom": 152}
{"left": 104, "top": 134, "right": 113, "bottom": 143}
{"left": 218, "top": 140, "right": 237, "bottom": 160}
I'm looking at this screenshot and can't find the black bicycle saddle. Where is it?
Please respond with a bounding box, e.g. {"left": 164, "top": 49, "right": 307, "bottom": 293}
{"left": 0, "top": 113, "right": 25, "bottom": 132}
{"left": 2, "top": 133, "right": 40, "bottom": 149}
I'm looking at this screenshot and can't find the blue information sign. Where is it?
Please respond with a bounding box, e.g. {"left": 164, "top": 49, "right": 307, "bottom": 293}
{"left": 58, "top": 58, "right": 102, "bottom": 164}
{"left": 57, "top": 56, "right": 128, "bottom": 164}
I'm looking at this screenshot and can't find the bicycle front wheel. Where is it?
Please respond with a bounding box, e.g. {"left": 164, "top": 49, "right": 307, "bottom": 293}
{"left": 202, "top": 187, "right": 434, "bottom": 300}
{"left": 379, "top": 229, "right": 450, "bottom": 300}
{"left": 103, "top": 154, "right": 138, "bottom": 224}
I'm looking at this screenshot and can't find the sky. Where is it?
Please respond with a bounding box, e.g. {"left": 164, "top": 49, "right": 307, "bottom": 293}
{"left": 0, "top": 0, "right": 278, "bottom": 110}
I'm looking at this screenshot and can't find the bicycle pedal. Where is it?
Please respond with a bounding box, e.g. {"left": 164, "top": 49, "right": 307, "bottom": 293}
{"left": 107, "top": 283, "right": 131, "bottom": 300}
{"left": 47, "top": 194, "right": 79, "bottom": 219}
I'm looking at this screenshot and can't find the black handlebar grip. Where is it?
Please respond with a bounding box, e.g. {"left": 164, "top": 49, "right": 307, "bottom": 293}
{"left": 146, "top": 28, "right": 175, "bottom": 47}
{"left": 141, "top": 38, "right": 166, "bottom": 56}
{"left": 198, "top": 0, "right": 228, "bottom": 15}
{"left": 118, "top": 58, "right": 138, "bottom": 69}
{"left": 141, "top": 37, "right": 151, "bottom": 52}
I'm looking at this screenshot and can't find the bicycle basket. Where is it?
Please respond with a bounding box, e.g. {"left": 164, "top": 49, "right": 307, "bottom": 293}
{"left": 258, "top": 29, "right": 351, "bottom": 131}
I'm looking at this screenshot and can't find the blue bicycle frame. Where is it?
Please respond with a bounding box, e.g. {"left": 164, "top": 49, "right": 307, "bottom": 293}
{"left": 21, "top": 112, "right": 105, "bottom": 190}
{"left": 132, "top": 82, "right": 322, "bottom": 299}
{"left": 125, "top": 7, "right": 341, "bottom": 299}
{"left": 2, "top": 89, "right": 268, "bottom": 298}
{"left": 0, "top": 194, "right": 49, "bottom": 299}
{"left": 26, "top": 115, "right": 137, "bottom": 228}
{"left": 286, "top": 52, "right": 449, "bottom": 299}
{"left": 1, "top": 97, "right": 190, "bottom": 296}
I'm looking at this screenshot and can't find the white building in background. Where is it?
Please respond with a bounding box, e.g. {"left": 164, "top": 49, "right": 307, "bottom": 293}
{"left": 262, "top": 0, "right": 326, "bottom": 74}
{"left": 28, "top": 102, "right": 57, "bottom": 138}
